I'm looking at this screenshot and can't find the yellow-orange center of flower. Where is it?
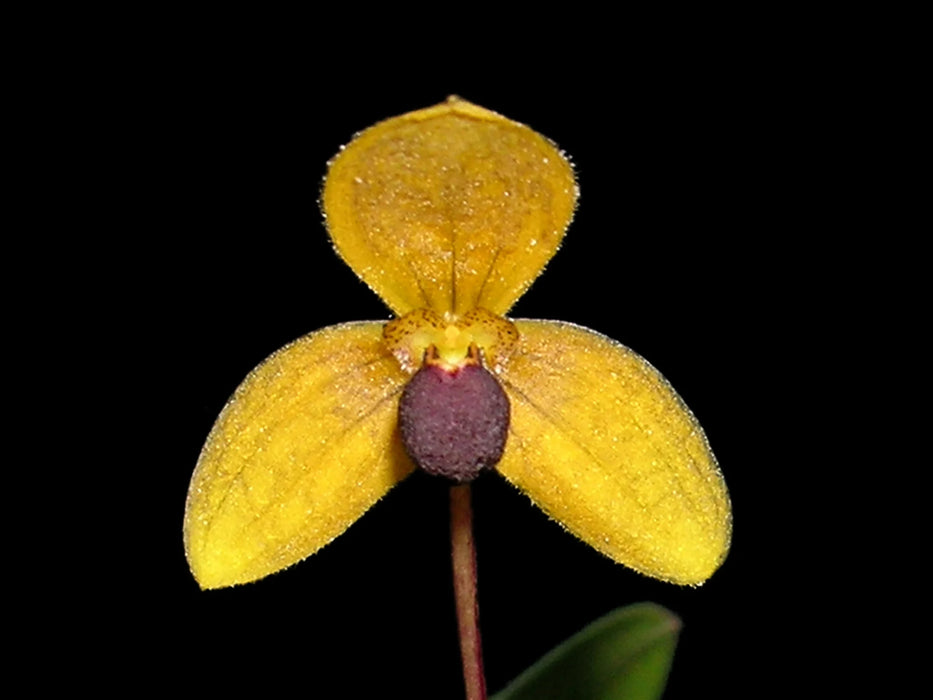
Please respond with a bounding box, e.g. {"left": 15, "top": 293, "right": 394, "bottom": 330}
{"left": 383, "top": 308, "right": 519, "bottom": 373}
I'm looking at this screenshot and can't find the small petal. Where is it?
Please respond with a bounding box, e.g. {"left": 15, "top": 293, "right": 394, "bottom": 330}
{"left": 184, "top": 322, "right": 414, "bottom": 589}
{"left": 497, "top": 321, "right": 731, "bottom": 585}
{"left": 322, "top": 97, "right": 578, "bottom": 316}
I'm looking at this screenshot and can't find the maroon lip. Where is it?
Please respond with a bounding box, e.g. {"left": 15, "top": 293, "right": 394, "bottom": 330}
{"left": 398, "top": 360, "right": 510, "bottom": 483}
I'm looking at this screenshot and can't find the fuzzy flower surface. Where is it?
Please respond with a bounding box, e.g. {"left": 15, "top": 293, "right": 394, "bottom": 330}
{"left": 184, "top": 98, "right": 731, "bottom": 590}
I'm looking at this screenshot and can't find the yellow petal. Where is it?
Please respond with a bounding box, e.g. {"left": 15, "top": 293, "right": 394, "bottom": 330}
{"left": 496, "top": 321, "right": 731, "bottom": 585}
{"left": 184, "top": 322, "right": 413, "bottom": 589}
{"left": 322, "top": 97, "right": 578, "bottom": 317}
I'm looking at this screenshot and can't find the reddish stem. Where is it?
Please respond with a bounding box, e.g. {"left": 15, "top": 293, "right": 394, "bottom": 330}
{"left": 450, "top": 484, "right": 487, "bottom": 700}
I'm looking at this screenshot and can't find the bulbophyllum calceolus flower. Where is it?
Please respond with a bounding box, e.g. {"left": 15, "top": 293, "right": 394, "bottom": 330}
{"left": 184, "top": 98, "right": 731, "bottom": 590}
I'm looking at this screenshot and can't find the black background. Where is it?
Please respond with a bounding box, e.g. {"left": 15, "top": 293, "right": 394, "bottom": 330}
{"left": 68, "top": 28, "right": 843, "bottom": 698}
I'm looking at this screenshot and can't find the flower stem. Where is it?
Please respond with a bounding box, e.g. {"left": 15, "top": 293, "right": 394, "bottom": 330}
{"left": 450, "top": 484, "right": 486, "bottom": 700}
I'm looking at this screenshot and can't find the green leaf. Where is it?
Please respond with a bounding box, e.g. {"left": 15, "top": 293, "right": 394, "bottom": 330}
{"left": 491, "top": 603, "right": 681, "bottom": 700}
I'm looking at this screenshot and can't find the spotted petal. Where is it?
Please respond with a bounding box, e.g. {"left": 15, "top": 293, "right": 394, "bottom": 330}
{"left": 184, "top": 322, "right": 414, "bottom": 589}
{"left": 322, "top": 97, "right": 578, "bottom": 317}
{"left": 497, "top": 320, "right": 731, "bottom": 585}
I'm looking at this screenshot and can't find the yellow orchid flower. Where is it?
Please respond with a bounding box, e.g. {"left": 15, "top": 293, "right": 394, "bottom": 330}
{"left": 183, "top": 97, "right": 731, "bottom": 591}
